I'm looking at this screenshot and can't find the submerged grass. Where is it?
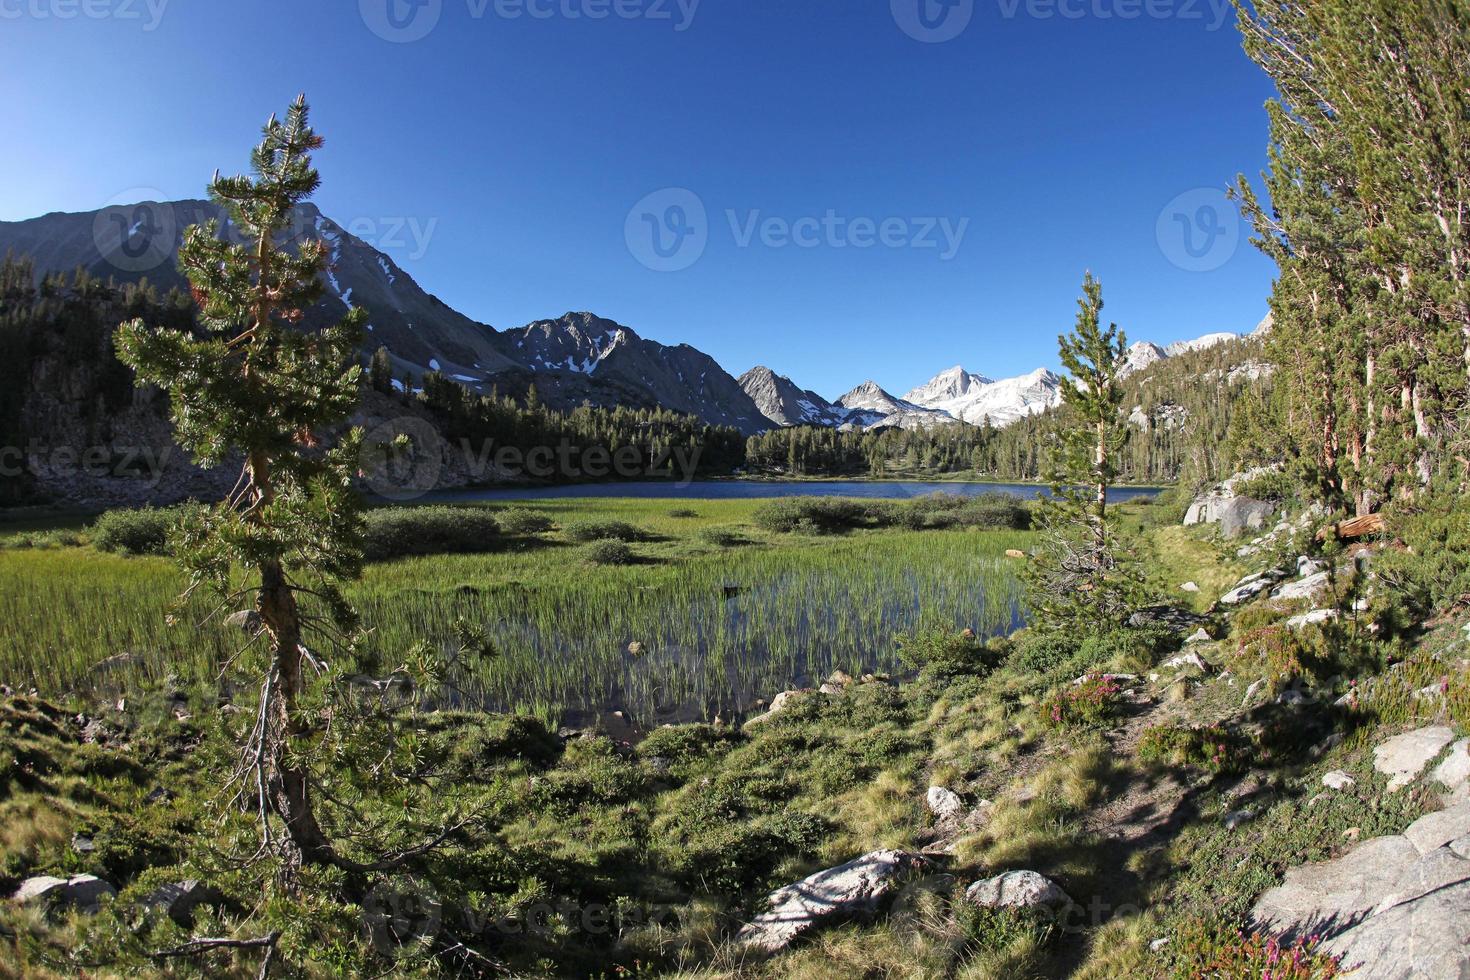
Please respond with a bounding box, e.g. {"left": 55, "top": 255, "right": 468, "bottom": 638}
{"left": 0, "top": 498, "right": 1031, "bottom": 725}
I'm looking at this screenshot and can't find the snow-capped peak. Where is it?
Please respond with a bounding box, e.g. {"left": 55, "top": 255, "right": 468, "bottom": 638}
{"left": 902, "top": 365, "right": 1063, "bottom": 428}
{"left": 901, "top": 365, "right": 994, "bottom": 405}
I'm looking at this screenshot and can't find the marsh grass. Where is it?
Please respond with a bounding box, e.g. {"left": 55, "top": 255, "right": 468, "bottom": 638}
{"left": 0, "top": 498, "right": 1030, "bottom": 725}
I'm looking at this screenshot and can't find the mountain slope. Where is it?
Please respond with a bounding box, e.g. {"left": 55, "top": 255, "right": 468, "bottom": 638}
{"left": 0, "top": 201, "right": 767, "bottom": 433}
{"left": 738, "top": 367, "right": 851, "bottom": 428}
{"left": 902, "top": 366, "right": 1064, "bottom": 427}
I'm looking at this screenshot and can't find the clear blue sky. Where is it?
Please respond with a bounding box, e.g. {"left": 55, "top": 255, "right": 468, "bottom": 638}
{"left": 1, "top": 0, "right": 1276, "bottom": 400}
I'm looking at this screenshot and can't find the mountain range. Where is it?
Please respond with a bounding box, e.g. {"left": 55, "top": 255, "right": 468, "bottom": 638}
{"left": 0, "top": 199, "right": 1258, "bottom": 436}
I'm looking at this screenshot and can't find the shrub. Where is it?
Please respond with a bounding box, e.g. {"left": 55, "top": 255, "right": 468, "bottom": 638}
{"left": 583, "top": 539, "right": 635, "bottom": 565}
{"left": 667, "top": 508, "right": 699, "bottom": 518}
{"left": 895, "top": 623, "right": 993, "bottom": 677}
{"left": 696, "top": 526, "right": 745, "bottom": 548}
{"left": 1039, "top": 674, "right": 1124, "bottom": 728}
{"left": 1166, "top": 920, "right": 1342, "bottom": 979}
{"left": 91, "top": 505, "right": 193, "bottom": 555}
{"left": 361, "top": 506, "right": 501, "bottom": 561}
{"left": 636, "top": 724, "right": 741, "bottom": 766}
{"left": 1373, "top": 485, "right": 1470, "bottom": 620}
{"left": 1009, "top": 632, "right": 1078, "bottom": 674}
{"left": 1232, "top": 470, "right": 1297, "bottom": 503}
{"left": 1138, "top": 722, "right": 1248, "bottom": 774}
{"left": 494, "top": 508, "right": 554, "bottom": 536}
{"left": 564, "top": 519, "right": 646, "bottom": 543}
{"left": 443, "top": 716, "right": 562, "bottom": 776}
{"left": 904, "top": 493, "right": 1031, "bottom": 531}
{"left": 751, "top": 497, "right": 889, "bottom": 534}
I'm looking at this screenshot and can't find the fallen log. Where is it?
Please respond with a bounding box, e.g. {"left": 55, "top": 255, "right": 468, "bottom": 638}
{"left": 1316, "top": 513, "right": 1386, "bottom": 542}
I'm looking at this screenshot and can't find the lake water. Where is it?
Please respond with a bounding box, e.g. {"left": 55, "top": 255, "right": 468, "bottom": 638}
{"left": 425, "top": 479, "right": 1162, "bottom": 503}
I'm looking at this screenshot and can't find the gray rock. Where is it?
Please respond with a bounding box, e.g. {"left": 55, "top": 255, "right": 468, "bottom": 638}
{"left": 1375, "top": 727, "right": 1456, "bottom": 792}
{"left": 1432, "top": 739, "right": 1470, "bottom": 802}
{"left": 1180, "top": 582, "right": 1200, "bottom": 593}
{"left": 143, "top": 879, "right": 227, "bottom": 926}
{"left": 926, "top": 786, "right": 965, "bottom": 821}
{"left": 1297, "top": 556, "right": 1328, "bottom": 578}
{"left": 1242, "top": 679, "right": 1267, "bottom": 705}
{"left": 736, "top": 850, "right": 929, "bottom": 953}
{"left": 819, "top": 670, "right": 855, "bottom": 695}
{"left": 965, "top": 870, "right": 1072, "bottom": 910}
{"left": 1253, "top": 804, "right": 1470, "bottom": 979}
{"left": 11, "top": 874, "right": 116, "bottom": 912}
{"left": 744, "top": 689, "right": 809, "bottom": 728}
{"left": 1322, "top": 770, "right": 1356, "bottom": 791}
{"left": 1185, "top": 471, "right": 1279, "bottom": 538}
{"left": 1221, "top": 569, "right": 1287, "bottom": 605}
{"left": 1285, "top": 609, "right": 1338, "bottom": 630}
{"left": 1272, "top": 571, "right": 1332, "bottom": 602}
{"left": 1224, "top": 809, "right": 1256, "bottom": 830}
{"left": 1162, "top": 651, "right": 1210, "bottom": 673}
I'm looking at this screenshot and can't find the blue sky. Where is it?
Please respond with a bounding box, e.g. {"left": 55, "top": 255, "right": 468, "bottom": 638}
{"left": 1, "top": 0, "right": 1276, "bottom": 400}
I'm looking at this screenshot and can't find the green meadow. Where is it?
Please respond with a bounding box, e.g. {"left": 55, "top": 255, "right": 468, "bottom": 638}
{"left": 0, "top": 497, "right": 1030, "bottom": 726}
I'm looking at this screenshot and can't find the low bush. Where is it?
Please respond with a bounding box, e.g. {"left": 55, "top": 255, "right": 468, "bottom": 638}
{"left": 362, "top": 506, "right": 501, "bottom": 561}
{"left": 752, "top": 497, "right": 889, "bottom": 534}
{"left": 1165, "top": 920, "right": 1342, "bottom": 979}
{"left": 583, "top": 539, "right": 635, "bottom": 565}
{"left": 564, "top": 519, "right": 646, "bottom": 543}
{"left": 1232, "top": 470, "right": 1297, "bottom": 503}
{"left": 1138, "top": 722, "right": 1248, "bottom": 774}
{"left": 696, "top": 526, "right": 745, "bottom": 548}
{"left": 90, "top": 505, "right": 194, "bottom": 555}
{"left": 494, "top": 508, "right": 554, "bottom": 536}
{"left": 636, "top": 724, "right": 741, "bottom": 767}
{"left": 1038, "top": 674, "right": 1124, "bottom": 729}
{"left": 895, "top": 623, "right": 993, "bottom": 677}
{"left": 1008, "top": 632, "right": 1077, "bottom": 674}
{"left": 667, "top": 507, "right": 699, "bottom": 518}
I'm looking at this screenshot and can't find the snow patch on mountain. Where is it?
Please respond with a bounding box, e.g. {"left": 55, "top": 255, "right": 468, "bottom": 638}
{"left": 902, "top": 367, "right": 1063, "bottom": 428}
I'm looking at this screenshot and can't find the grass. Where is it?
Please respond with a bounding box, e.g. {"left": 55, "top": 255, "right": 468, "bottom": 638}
{"left": 0, "top": 497, "right": 1031, "bottom": 726}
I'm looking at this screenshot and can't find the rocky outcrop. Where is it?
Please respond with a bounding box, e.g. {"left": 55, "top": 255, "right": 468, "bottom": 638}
{"left": 926, "top": 786, "right": 965, "bottom": 821}
{"left": 1375, "top": 727, "right": 1457, "bottom": 792}
{"left": 1184, "top": 468, "right": 1279, "bottom": 538}
{"left": 1252, "top": 802, "right": 1470, "bottom": 979}
{"left": 736, "top": 850, "right": 929, "bottom": 953}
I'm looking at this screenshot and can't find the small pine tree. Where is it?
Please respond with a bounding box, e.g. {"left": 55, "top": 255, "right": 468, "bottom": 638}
{"left": 1026, "top": 273, "right": 1146, "bottom": 631}
{"left": 368, "top": 345, "right": 393, "bottom": 393}
{"left": 115, "top": 96, "right": 365, "bottom": 880}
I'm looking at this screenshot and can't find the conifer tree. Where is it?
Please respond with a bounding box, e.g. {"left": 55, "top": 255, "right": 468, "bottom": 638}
{"left": 115, "top": 96, "right": 366, "bottom": 879}
{"left": 1026, "top": 273, "right": 1143, "bottom": 630}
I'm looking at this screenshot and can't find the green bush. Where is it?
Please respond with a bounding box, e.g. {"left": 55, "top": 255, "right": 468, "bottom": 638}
{"left": 896, "top": 623, "right": 993, "bottom": 676}
{"left": 564, "top": 519, "right": 646, "bottom": 543}
{"left": 1232, "top": 470, "right": 1297, "bottom": 503}
{"left": 494, "top": 508, "right": 554, "bottom": 536}
{"left": 696, "top": 526, "right": 745, "bottom": 548}
{"left": 1164, "top": 919, "right": 1343, "bottom": 979}
{"left": 637, "top": 724, "right": 741, "bottom": 766}
{"left": 752, "top": 497, "right": 889, "bottom": 534}
{"left": 583, "top": 538, "right": 635, "bottom": 565}
{"left": 1137, "top": 722, "right": 1248, "bottom": 774}
{"left": 362, "top": 506, "right": 501, "bottom": 561}
{"left": 1039, "top": 674, "right": 1124, "bottom": 728}
{"left": 1374, "top": 486, "right": 1470, "bottom": 621}
{"left": 903, "top": 493, "right": 1032, "bottom": 531}
{"left": 1009, "top": 632, "right": 1077, "bottom": 674}
{"left": 91, "top": 505, "right": 194, "bottom": 555}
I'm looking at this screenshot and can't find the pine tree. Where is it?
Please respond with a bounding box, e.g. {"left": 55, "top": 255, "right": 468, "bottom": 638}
{"left": 1026, "top": 274, "right": 1144, "bottom": 631}
{"left": 115, "top": 96, "right": 365, "bottom": 880}
{"left": 368, "top": 345, "right": 393, "bottom": 393}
